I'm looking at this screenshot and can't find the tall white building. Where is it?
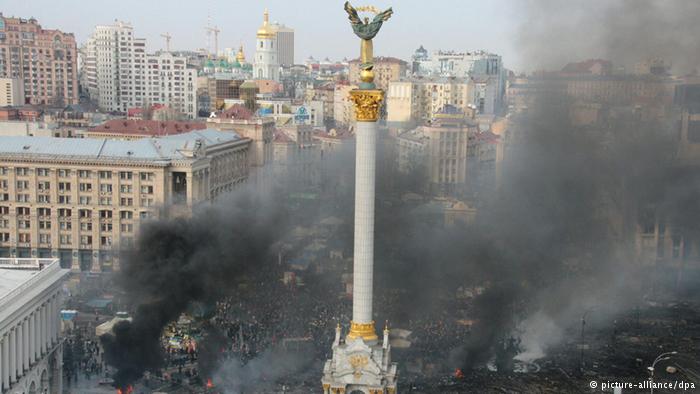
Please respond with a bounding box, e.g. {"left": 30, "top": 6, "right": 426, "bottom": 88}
{"left": 254, "top": 10, "right": 280, "bottom": 81}
{"left": 83, "top": 21, "right": 197, "bottom": 118}
{"left": 0, "top": 258, "right": 69, "bottom": 394}
{"left": 253, "top": 10, "right": 294, "bottom": 80}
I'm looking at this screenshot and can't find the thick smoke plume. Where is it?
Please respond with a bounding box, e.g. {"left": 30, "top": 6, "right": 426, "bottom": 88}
{"left": 516, "top": 0, "right": 700, "bottom": 73}
{"left": 101, "top": 192, "right": 286, "bottom": 389}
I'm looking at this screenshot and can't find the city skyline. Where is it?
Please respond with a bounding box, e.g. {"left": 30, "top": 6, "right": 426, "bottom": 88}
{"left": 3, "top": 0, "right": 522, "bottom": 68}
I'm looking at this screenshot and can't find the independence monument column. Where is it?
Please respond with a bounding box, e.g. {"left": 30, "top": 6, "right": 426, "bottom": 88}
{"left": 322, "top": 3, "right": 398, "bottom": 393}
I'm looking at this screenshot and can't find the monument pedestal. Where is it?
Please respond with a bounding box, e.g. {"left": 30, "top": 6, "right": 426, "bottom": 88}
{"left": 322, "top": 326, "right": 398, "bottom": 394}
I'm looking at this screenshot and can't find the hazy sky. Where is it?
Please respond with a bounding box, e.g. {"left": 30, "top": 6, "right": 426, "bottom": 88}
{"left": 2, "top": 0, "right": 523, "bottom": 68}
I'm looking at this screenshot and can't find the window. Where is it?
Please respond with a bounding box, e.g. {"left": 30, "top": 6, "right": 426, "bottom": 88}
{"left": 58, "top": 169, "right": 70, "bottom": 177}
{"left": 0, "top": 219, "right": 8, "bottom": 228}
{"left": 79, "top": 183, "right": 93, "bottom": 192}
{"left": 79, "top": 209, "right": 91, "bottom": 218}
{"left": 99, "top": 197, "right": 112, "bottom": 206}
{"left": 120, "top": 210, "right": 133, "bottom": 220}
{"left": 78, "top": 170, "right": 91, "bottom": 178}
{"left": 79, "top": 196, "right": 92, "bottom": 205}
{"left": 100, "top": 223, "right": 113, "bottom": 232}
{"left": 120, "top": 197, "right": 133, "bottom": 206}
{"left": 140, "top": 172, "right": 154, "bottom": 181}
{"left": 80, "top": 235, "right": 92, "bottom": 245}
{"left": 18, "top": 220, "right": 30, "bottom": 229}
{"left": 37, "top": 195, "right": 50, "bottom": 203}
{"left": 0, "top": 167, "right": 6, "bottom": 175}
{"left": 0, "top": 180, "right": 6, "bottom": 189}
{"left": 119, "top": 171, "right": 133, "bottom": 180}
{"left": 140, "top": 185, "right": 154, "bottom": 194}
{"left": 0, "top": 233, "right": 8, "bottom": 242}
{"left": 38, "top": 181, "right": 50, "bottom": 191}
{"left": 38, "top": 208, "right": 50, "bottom": 216}
{"left": 99, "top": 171, "right": 112, "bottom": 179}
{"left": 18, "top": 233, "right": 30, "bottom": 243}
{"left": 140, "top": 198, "right": 154, "bottom": 207}
{"left": 80, "top": 222, "right": 92, "bottom": 231}
{"left": 16, "top": 194, "right": 29, "bottom": 202}
{"left": 39, "top": 220, "right": 51, "bottom": 230}
{"left": 100, "top": 236, "right": 112, "bottom": 246}
{"left": 120, "top": 223, "right": 133, "bottom": 233}
{"left": 58, "top": 195, "right": 71, "bottom": 204}
{"left": 37, "top": 168, "right": 50, "bottom": 176}
{"left": 0, "top": 207, "right": 8, "bottom": 215}
{"left": 16, "top": 180, "right": 28, "bottom": 190}
{"left": 99, "top": 210, "right": 113, "bottom": 219}
{"left": 60, "top": 234, "right": 71, "bottom": 245}
{"left": 17, "top": 207, "right": 30, "bottom": 215}
{"left": 60, "top": 221, "right": 72, "bottom": 230}
{"left": 15, "top": 167, "right": 28, "bottom": 176}
{"left": 100, "top": 184, "right": 113, "bottom": 193}
{"left": 120, "top": 185, "right": 133, "bottom": 193}
{"left": 39, "top": 234, "right": 51, "bottom": 244}
{"left": 0, "top": 194, "right": 7, "bottom": 202}
{"left": 58, "top": 182, "right": 71, "bottom": 191}
{"left": 58, "top": 208, "right": 71, "bottom": 218}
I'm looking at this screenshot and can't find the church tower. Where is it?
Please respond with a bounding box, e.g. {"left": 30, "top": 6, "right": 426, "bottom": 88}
{"left": 254, "top": 9, "right": 279, "bottom": 81}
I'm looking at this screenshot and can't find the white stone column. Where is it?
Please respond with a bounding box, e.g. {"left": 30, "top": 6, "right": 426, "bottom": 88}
{"left": 22, "top": 319, "right": 29, "bottom": 371}
{"left": 50, "top": 296, "right": 56, "bottom": 345}
{"left": 1, "top": 334, "right": 7, "bottom": 390}
{"left": 352, "top": 120, "right": 377, "bottom": 325}
{"left": 29, "top": 313, "right": 35, "bottom": 365}
{"left": 9, "top": 328, "right": 16, "bottom": 383}
{"left": 40, "top": 305, "right": 46, "bottom": 355}
{"left": 17, "top": 322, "right": 23, "bottom": 376}
{"left": 32, "top": 311, "right": 38, "bottom": 362}
{"left": 0, "top": 337, "right": 3, "bottom": 391}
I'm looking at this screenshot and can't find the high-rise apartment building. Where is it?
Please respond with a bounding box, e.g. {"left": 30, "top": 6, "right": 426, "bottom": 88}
{"left": 273, "top": 23, "right": 294, "bottom": 67}
{"left": 83, "top": 21, "right": 197, "bottom": 118}
{"left": 0, "top": 14, "right": 78, "bottom": 106}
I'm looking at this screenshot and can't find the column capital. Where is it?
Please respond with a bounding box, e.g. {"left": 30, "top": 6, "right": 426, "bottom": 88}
{"left": 349, "top": 89, "right": 384, "bottom": 122}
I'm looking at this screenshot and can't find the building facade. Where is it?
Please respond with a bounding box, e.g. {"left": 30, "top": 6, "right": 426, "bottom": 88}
{"left": 82, "top": 21, "right": 197, "bottom": 118}
{"left": 0, "top": 78, "right": 24, "bottom": 106}
{"left": 0, "top": 257, "right": 69, "bottom": 394}
{"left": 0, "top": 15, "right": 78, "bottom": 106}
{"left": 348, "top": 57, "right": 407, "bottom": 92}
{"left": 387, "top": 78, "right": 475, "bottom": 125}
{"left": 0, "top": 129, "right": 250, "bottom": 272}
{"left": 397, "top": 107, "right": 475, "bottom": 196}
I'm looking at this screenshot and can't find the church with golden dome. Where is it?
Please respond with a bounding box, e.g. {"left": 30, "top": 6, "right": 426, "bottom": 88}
{"left": 254, "top": 9, "right": 295, "bottom": 81}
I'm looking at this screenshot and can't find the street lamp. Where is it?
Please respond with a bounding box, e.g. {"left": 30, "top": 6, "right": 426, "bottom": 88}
{"left": 648, "top": 351, "right": 678, "bottom": 394}
{"left": 580, "top": 307, "right": 596, "bottom": 373}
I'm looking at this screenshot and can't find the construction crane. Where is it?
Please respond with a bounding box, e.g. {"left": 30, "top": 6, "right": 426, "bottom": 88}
{"left": 205, "top": 25, "right": 220, "bottom": 58}
{"left": 160, "top": 32, "right": 172, "bottom": 52}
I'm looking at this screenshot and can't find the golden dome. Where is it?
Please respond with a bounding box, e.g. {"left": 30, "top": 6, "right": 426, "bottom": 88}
{"left": 256, "top": 9, "right": 275, "bottom": 38}
{"left": 236, "top": 45, "right": 246, "bottom": 63}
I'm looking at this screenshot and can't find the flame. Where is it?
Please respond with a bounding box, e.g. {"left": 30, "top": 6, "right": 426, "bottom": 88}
{"left": 454, "top": 368, "right": 464, "bottom": 379}
{"left": 206, "top": 378, "right": 214, "bottom": 389}
{"left": 116, "top": 385, "right": 134, "bottom": 394}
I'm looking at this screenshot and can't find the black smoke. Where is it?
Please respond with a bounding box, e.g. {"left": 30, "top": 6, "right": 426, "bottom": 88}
{"left": 101, "top": 192, "right": 286, "bottom": 389}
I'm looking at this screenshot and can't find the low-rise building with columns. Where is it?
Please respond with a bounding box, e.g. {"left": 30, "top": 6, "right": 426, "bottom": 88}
{"left": 0, "top": 257, "right": 69, "bottom": 394}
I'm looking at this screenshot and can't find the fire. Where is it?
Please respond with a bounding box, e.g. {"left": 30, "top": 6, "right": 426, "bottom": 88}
{"left": 454, "top": 368, "right": 464, "bottom": 379}
{"left": 116, "top": 386, "right": 134, "bottom": 394}
{"left": 206, "top": 378, "right": 214, "bottom": 389}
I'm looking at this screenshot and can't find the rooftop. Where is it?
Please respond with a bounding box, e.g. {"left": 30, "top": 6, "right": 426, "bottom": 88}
{"left": 0, "top": 129, "right": 242, "bottom": 162}
{"left": 88, "top": 119, "right": 207, "bottom": 136}
{"left": 0, "top": 259, "right": 69, "bottom": 323}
